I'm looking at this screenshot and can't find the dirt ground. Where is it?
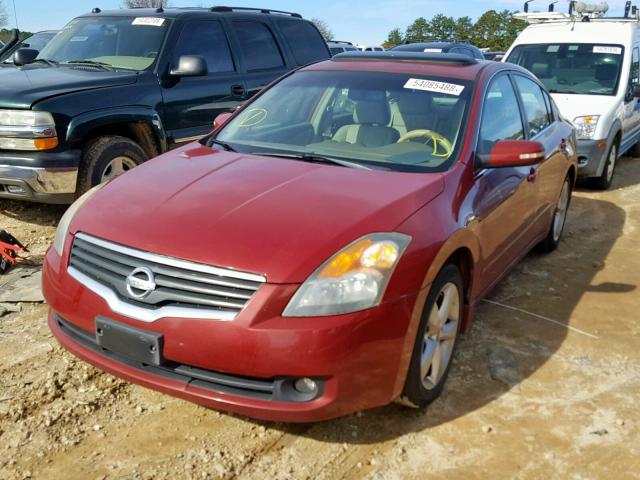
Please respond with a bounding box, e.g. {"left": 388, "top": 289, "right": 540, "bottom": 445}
{"left": 1, "top": 158, "right": 639, "bottom": 480}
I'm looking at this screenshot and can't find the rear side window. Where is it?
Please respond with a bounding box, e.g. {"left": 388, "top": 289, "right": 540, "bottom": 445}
{"left": 514, "top": 75, "right": 552, "bottom": 137}
{"left": 174, "top": 20, "right": 234, "bottom": 73}
{"left": 278, "top": 20, "right": 329, "bottom": 65}
{"left": 478, "top": 75, "right": 525, "bottom": 155}
{"left": 233, "top": 21, "right": 284, "bottom": 71}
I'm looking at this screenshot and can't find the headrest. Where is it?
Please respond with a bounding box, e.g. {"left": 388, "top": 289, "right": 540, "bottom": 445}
{"left": 531, "top": 63, "right": 550, "bottom": 78}
{"left": 354, "top": 100, "right": 391, "bottom": 125}
{"left": 595, "top": 63, "right": 617, "bottom": 82}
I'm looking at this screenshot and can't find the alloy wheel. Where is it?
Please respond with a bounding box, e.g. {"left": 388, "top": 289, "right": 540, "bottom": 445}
{"left": 553, "top": 180, "right": 570, "bottom": 243}
{"left": 101, "top": 156, "right": 138, "bottom": 182}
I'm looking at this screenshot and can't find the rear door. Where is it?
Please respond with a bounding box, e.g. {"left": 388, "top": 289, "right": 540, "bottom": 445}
{"left": 161, "top": 19, "right": 245, "bottom": 146}
{"left": 622, "top": 45, "right": 640, "bottom": 150}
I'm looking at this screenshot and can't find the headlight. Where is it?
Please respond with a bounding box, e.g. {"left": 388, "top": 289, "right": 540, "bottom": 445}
{"left": 0, "top": 110, "right": 58, "bottom": 151}
{"left": 283, "top": 233, "right": 411, "bottom": 317}
{"left": 573, "top": 115, "right": 600, "bottom": 140}
{"left": 52, "top": 183, "right": 107, "bottom": 256}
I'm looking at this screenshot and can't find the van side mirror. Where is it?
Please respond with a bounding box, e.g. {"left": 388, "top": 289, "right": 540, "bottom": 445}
{"left": 632, "top": 84, "right": 640, "bottom": 98}
{"left": 13, "top": 48, "right": 39, "bottom": 66}
{"left": 213, "top": 112, "right": 233, "bottom": 130}
{"left": 485, "top": 140, "right": 545, "bottom": 168}
{"left": 170, "top": 55, "right": 208, "bottom": 77}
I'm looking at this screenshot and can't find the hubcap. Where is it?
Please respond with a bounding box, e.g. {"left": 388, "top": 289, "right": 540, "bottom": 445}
{"left": 553, "top": 180, "right": 570, "bottom": 242}
{"left": 421, "top": 282, "right": 460, "bottom": 390}
{"left": 606, "top": 146, "right": 617, "bottom": 183}
{"left": 101, "top": 156, "right": 137, "bottom": 182}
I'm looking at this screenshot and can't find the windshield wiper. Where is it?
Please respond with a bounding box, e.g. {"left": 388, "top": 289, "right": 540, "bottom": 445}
{"left": 31, "top": 58, "right": 58, "bottom": 67}
{"left": 209, "top": 139, "right": 236, "bottom": 152}
{"left": 252, "top": 152, "right": 371, "bottom": 170}
{"left": 65, "top": 60, "right": 114, "bottom": 71}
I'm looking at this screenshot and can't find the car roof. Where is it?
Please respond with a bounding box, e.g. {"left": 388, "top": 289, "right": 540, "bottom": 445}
{"left": 77, "top": 6, "right": 305, "bottom": 21}
{"left": 303, "top": 51, "right": 503, "bottom": 81}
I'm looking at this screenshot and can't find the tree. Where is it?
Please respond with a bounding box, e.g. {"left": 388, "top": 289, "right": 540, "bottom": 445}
{"left": 384, "top": 28, "right": 404, "bottom": 48}
{"left": 122, "top": 0, "right": 168, "bottom": 7}
{"left": 428, "top": 14, "right": 456, "bottom": 41}
{"left": 311, "top": 18, "right": 333, "bottom": 41}
{"left": 0, "top": 1, "right": 8, "bottom": 29}
{"left": 454, "top": 16, "right": 474, "bottom": 43}
{"left": 405, "top": 17, "right": 430, "bottom": 41}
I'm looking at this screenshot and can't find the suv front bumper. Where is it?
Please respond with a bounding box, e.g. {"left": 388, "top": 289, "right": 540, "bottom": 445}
{"left": 0, "top": 150, "right": 80, "bottom": 204}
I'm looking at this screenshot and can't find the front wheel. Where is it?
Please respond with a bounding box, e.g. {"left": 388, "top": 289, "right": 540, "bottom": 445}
{"left": 400, "top": 264, "right": 463, "bottom": 408}
{"left": 537, "top": 175, "right": 572, "bottom": 253}
{"left": 589, "top": 143, "right": 617, "bottom": 190}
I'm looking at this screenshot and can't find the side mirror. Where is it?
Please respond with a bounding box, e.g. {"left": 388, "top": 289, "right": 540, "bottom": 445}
{"left": 13, "top": 48, "right": 39, "bottom": 66}
{"left": 633, "top": 84, "right": 640, "bottom": 98}
{"left": 170, "top": 55, "right": 208, "bottom": 77}
{"left": 213, "top": 112, "right": 233, "bottom": 130}
{"left": 493, "top": 54, "right": 504, "bottom": 62}
{"left": 486, "top": 140, "right": 545, "bottom": 168}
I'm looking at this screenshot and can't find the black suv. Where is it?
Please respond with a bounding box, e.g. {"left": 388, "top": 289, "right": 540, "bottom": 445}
{"left": 0, "top": 7, "right": 330, "bottom": 203}
{"left": 392, "top": 41, "right": 485, "bottom": 61}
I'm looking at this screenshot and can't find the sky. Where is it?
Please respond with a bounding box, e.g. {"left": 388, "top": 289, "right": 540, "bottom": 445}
{"left": 3, "top": 0, "right": 634, "bottom": 45}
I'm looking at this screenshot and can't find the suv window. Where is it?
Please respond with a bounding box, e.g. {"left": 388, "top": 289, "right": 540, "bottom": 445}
{"left": 278, "top": 20, "right": 328, "bottom": 65}
{"left": 174, "top": 20, "right": 234, "bottom": 73}
{"left": 233, "top": 21, "right": 284, "bottom": 71}
{"left": 514, "top": 75, "right": 551, "bottom": 137}
{"left": 478, "top": 75, "right": 524, "bottom": 155}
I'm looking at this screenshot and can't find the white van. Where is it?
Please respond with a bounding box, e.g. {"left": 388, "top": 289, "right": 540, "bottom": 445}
{"left": 505, "top": 6, "right": 640, "bottom": 189}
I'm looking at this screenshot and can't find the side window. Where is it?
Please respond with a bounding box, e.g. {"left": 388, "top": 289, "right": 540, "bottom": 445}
{"left": 514, "top": 75, "right": 552, "bottom": 137}
{"left": 233, "top": 21, "right": 284, "bottom": 71}
{"left": 631, "top": 47, "right": 639, "bottom": 85}
{"left": 173, "top": 20, "right": 235, "bottom": 73}
{"left": 278, "top": 20, "right": 328, "bottom": 65}
{"left": 478, "top": 75, "right": 525, "bottom": 156}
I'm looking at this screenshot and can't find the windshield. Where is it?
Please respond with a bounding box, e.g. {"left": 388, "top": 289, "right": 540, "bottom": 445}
{"left": 38, "top": 16, "right": 169, "bottom": 71}
{"left": 507, "top": 43, "right": 624, "bottom": 96}
{"left": 214, "top": 70, "right": 471, "bottom": 172}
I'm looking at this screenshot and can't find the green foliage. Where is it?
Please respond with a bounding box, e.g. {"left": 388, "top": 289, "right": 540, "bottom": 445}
{"left": 0, "top": 28, "right": 34, "bottom": 43}
{"left": 385, "top": 10, "right": 526, "bottom": 51}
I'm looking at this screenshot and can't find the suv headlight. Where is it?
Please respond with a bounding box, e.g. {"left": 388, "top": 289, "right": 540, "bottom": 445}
{"left": 573, "top": 115, "right": 600, "bottom": 140}
{"left": 52, "top": 183, "right": 107, "bottom": 256}
{"left": 283, "top": 233, "right": 411, "bottom": 317}
{"left": 0, "top": 110, "right": 58, "bottom": 150}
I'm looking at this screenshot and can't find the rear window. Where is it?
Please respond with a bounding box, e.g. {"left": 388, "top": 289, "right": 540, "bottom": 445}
{"left": 278, "top": 20, "right": 329, "bottom": 65}
{"left": 233, "top": 21, "right": 284, "bottom": 71}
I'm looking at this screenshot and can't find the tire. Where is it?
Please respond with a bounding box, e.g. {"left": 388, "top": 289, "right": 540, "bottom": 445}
{"left": 76, "top": 135, "right": 147, "bottom": 196}
{"left": 400, "top": 264, "right": 463, "bottom": 409}
{"left": 536, "top": 175, "right": 572, "bottom": 253}
{"left": 589, "top": 142, "right": 617, "bottom": 190}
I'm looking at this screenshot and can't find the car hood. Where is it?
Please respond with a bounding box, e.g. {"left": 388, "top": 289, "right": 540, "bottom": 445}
{"left": 71, "top": 144, "right": 444, "bottom": 283}
{"left": 550, "top": 93, "right": 617, "bottom": 123}
{"left": 0, "top": 65, "right": 138, "bottom": 109}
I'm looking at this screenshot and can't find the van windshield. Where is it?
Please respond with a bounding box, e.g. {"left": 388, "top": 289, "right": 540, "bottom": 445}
{"left": 38, "top": 16, "right": 169, "bottom": 71}
{"left": 507, "top": 43, "right": 624, "bottom": 96}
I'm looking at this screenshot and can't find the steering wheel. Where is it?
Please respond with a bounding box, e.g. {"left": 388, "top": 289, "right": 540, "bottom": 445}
{"left": 397, "top": 129, "right": 453, "bottom": 158}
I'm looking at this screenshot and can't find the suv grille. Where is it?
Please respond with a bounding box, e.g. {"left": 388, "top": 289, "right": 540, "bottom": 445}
{"left": 68, "top": 233, "right": 265, "bottom": 322}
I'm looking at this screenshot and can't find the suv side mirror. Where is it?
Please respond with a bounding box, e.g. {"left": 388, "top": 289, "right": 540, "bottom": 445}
{"left": 213, "top": 112, "right": 233, "bottom": 130}
{"left": 485, "top": 140, "right": 545, "bottom": 168}
{"left": 13, "top": 48, "right": 39, "bottom": 66}
{"left": 170, "top": 55, "right": 208, "bottom": 77}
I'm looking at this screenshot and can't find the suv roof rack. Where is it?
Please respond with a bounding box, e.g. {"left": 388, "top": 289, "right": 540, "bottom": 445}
{"left": 333, "top": 51, "right": 478, "bottom": 65}
{"left": 209, "top": 6, "right": 302, "bottom": 18}
{"left": 403, "top": 39, "right": 470, "bottom": 44}
{"left": 329, "top": 40, "right": 354, "bottom": 45}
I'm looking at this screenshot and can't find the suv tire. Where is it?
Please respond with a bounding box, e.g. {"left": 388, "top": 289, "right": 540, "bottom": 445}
{"left": 77, "top": 135, "right": 147, "bottom": 196}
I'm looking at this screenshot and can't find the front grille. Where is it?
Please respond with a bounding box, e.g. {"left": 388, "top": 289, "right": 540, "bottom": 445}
{"left": 69, "top": 232, "right": 265, "bottom": 320}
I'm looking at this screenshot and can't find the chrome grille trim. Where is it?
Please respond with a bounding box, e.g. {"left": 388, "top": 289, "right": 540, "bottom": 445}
{"left": 68, "top": 233, "right": 266, "bottom": 322}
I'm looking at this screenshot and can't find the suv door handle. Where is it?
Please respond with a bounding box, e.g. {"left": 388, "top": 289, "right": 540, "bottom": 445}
{"left": 231, "top": 84, "right": 246, "bottom": 97}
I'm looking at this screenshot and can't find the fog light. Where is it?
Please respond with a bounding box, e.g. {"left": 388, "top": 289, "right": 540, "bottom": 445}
{"left": 294, "top": 377, "right": 317, "bottom": 394}
{"left": 6, "top": 185, "right": 26, "bottom": 194}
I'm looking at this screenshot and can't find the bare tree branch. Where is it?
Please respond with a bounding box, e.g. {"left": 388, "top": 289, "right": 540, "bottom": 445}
{"left": 311, "top": 18, "right": 334, "bottom": 41}
{"left": 0, "top": 0, "right": 8, "bottom": 29}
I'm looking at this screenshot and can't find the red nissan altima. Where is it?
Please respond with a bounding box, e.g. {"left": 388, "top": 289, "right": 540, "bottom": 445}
{"left": 43, "top": 52, "right": 577, "bottom": 422}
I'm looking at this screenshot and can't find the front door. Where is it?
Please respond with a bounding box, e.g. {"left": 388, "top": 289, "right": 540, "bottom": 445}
{"left": 622, "top": 46, "right": 640, "bottom": 150}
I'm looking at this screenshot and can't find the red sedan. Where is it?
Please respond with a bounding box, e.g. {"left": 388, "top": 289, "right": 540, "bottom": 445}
{"left": 43, "top": 52, "right": 577, "bottom": 422}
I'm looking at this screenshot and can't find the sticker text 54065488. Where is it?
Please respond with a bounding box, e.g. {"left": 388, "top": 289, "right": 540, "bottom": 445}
{"left": 403, "top": 78, "right": 465, "bottom": 96}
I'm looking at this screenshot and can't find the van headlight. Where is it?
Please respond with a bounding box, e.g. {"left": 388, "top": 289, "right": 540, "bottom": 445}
{"left": 0, "top": 110, "right": 58, "bottom": 150}
{"left": 573, "top": 115, "right": 600, "bottom": 140}
{"left": 283, "top": 233, "right": 411, "bottom": 317}
{"left": 52, "top": 183, "right": 107, "bottom": 256}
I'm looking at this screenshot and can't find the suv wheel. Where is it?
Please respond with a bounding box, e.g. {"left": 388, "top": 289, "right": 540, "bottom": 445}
{"left": 400, "top": 264, "right": 463, "bottom": 409}
{"left": 589, "top": 142, "right": 617, "bottom": 190}
{"left": 77, "top": 136, "right": 147, "bottom": 195}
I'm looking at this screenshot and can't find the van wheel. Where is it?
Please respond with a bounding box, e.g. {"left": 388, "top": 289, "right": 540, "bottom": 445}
{"left": 399, "top": 264, "right": 463, "bottom": 409}
{"left": 536, "top": 175, "right": 572, "bottom": 253}
{"left": 77, "top": 136, "right": 147, "bottom": 196}
{"left": 589, "top": 143, "right": 617, "bottom": 190}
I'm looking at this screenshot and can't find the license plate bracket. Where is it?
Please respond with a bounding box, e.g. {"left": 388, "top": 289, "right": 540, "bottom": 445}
{"left": 95, "top": 317, "right": 163, "bottom": 366}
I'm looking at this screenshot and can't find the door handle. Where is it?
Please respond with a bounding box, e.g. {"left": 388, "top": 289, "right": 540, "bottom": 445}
{"left": 527, "top": 167, "right": 538, "bottom": 183}
{"left": 560, "top": 138, "right": 568, "bottom": 153}
{"left": 231, "top": 84, "right": 246, "bottom": 97}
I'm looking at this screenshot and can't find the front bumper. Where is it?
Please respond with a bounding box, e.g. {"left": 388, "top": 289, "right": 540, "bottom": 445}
{"left": 576, "top": 139, "right": 607, "bottom": 178}
{"left": 43, "top": 247, "right": 420, "bottom": 422}
{"left": 0, "top": 150, "right": 80, "bottom": 203}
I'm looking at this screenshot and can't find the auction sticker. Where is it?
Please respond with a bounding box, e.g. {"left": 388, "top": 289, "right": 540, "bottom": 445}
{"left": 132, "top": 17, "right": 165, "bottom": 27}
{"left": 404, "top": 78, "right": 465, "bottom": 96}
{"left": 423, "top": 48, "right": 443, "bottom": 53}
{"left": 594, "top": 46, "right": 622, "bottom": 55}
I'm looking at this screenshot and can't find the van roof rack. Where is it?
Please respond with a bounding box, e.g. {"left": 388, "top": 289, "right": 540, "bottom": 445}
{"left": 209, "top": 6, "right": 302, "bottom": 18}
{"left": 515, "top": 1, "right": 640, "bottom": 24}
{"left": 333, "top": 51, "right": 478, "bottom": 65}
